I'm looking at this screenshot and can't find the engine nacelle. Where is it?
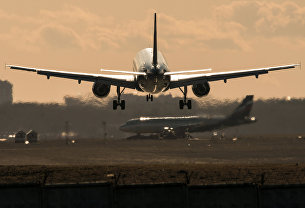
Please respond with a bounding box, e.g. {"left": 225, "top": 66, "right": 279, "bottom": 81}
{"left": 92, "top": 82, "right": 111, "bottom": 98}
{"left": 192, "top": 82, "right": 210, "bottom": 97}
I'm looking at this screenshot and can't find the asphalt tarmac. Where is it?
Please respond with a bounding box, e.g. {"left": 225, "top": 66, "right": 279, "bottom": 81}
{"left": 0, "top": 136, "right": 305, "bottom": 185}
{"left": 0, "top": 136, "right": 304, "bottom": 165}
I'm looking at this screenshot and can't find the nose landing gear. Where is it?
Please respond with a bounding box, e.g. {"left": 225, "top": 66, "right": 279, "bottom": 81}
{"left": 113, "top": 86, "right": 126, "bottom": 110}
{"left": 146, "top": 94, "right": 153, "bottom": 102}
{"left": 179, "top": 86, "right": 192, "bottom": 109}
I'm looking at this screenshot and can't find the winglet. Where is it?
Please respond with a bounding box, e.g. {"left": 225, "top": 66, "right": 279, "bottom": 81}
{"left": 153, "top": 13, "right": 158, "bottom": 67}
{"left": 6, "top": 65, "right": 37, "bottom": 72}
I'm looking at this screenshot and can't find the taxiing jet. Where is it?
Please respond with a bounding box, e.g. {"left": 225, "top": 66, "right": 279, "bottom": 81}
{"left": 7, "top": 14, "right": 298, "bottom": 110}
{"left": 120, "top": 95, "right": 256, "bottom": 139}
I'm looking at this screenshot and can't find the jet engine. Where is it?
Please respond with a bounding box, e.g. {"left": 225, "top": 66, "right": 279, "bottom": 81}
{"left": 192, "top": 82, "right": 210, "bottom": 97}
{"left": 92, "top": 82, "right": 111, "bottom": 98}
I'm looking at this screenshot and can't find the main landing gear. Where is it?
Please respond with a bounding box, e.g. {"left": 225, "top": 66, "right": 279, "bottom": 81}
{"left": 113, "top": 86, "right": 126, "bottom": 110}
{"left": 146, "top": 94, "right": 153, "bottom": 102}
{"left": 179, "top": 86, "right": 192, "bottom": 109}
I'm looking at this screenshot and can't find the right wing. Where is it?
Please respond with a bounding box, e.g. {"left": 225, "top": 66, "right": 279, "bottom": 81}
{"left": 7, "top": 65, "right": 137, "bottom": 89}
{"left": 169, "top": 64, "right": 299, "bottom": 89}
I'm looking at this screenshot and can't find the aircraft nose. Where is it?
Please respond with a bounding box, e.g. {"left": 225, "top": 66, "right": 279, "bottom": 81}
{"left": 119, "top": 124, "right": 128, "bottom": 131}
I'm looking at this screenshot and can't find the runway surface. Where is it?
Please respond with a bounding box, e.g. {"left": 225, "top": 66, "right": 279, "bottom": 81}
{"left": 0, "top": 136, "right": 305, "bottom": 165}
{"left": 0, "top": 136, "right": 305, "bottom": 185}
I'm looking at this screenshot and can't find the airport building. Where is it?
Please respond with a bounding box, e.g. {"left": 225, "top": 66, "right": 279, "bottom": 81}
{"left": 0, "top": 80, "right": 12, "bottom": 105}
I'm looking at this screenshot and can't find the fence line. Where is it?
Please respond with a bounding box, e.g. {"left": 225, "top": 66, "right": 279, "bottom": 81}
{"left": 0, "top": 182, "right": 305, "bottom": 207}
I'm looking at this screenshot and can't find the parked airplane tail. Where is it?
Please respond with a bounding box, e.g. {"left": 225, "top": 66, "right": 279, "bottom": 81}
{"left": 228, "top": 95, "right": 254, "bottom": 120}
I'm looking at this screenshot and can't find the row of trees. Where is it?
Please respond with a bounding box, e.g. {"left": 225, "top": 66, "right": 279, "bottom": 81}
{"left": 0, "top": 94, "right": 303, "bottom": 139}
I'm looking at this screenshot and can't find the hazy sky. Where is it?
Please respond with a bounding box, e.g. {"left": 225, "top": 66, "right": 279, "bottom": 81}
{"left": 1, "top": 0, "right": 304, "bottom": 103}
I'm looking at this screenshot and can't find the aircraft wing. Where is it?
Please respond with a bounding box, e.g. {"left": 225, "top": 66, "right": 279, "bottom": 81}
{"left": 7, "top": 65, "right": 137, "bottom": 89}
{"left": 169, "top": 64, "right": 298, "bottom": 89}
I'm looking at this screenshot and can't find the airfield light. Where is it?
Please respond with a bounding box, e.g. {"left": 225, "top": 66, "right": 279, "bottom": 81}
{"left": 286, "top": 96, "right": 291, "bottom": 101}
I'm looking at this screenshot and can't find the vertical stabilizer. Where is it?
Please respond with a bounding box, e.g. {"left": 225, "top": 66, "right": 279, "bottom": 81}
{"left": 153, "top": 13, "right": 158, "bottom": 67}
{"left": 228, "top": 95, "right": 254, "bottom": 119}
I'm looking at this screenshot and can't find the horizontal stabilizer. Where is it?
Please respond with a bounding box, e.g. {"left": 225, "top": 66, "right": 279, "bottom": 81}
{"left": 100, "top": 69, "right": 146, "bottom": 75}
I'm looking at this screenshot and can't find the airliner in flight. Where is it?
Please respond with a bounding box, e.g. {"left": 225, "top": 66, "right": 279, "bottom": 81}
{"left": 120, "top": 95, "right": 256, "bottom": 139}
{"left": 7, "top": 14, "right": 298, "bottom": 110}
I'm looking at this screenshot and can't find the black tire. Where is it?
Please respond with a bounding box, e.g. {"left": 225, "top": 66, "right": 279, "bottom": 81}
{"left": 151, "top": 95, "right": 153, "bottom": 101}
{"left": 187, "top": 100, "right": 192, "bottom": 109}
{"left": 121, "top": 100, "right": 125, "bottom": 110}
{"left": 146, "top": 95, "right": 149, "bottom": 102}
{"left": 179, "top": 100, "right": 184, "bottom": 109}
{"left": 113, "top": 100, "right": 117, "bottom": 110}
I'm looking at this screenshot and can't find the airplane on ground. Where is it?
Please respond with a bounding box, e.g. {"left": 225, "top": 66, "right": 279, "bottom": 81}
{"left": 7, "top": 14, "right": 298, "bottom": 110}
{"left": 119, "top": 95, "right": 256, "bottom": 139}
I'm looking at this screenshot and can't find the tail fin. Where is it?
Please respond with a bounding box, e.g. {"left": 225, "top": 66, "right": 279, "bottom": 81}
{"left": 229, "top": 95, "right": 254, "bottom": 119}
{"left": 153, "top": 13, "right": 158, "bottom": 67}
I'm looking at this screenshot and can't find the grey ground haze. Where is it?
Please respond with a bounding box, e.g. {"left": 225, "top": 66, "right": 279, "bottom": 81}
{"left": 0, "top": 92, "right": 304, "bottom": 138}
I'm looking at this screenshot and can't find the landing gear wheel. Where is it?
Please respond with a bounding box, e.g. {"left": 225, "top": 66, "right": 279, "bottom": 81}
{"left": 187, "top": 100, "right": 192, "bottom": 109}
{"left": 179, "top": 100, "right": 184, "bottom": 109}
{"left": 113, "top": 100, "right": 118, "bottom": 110}
{"left": 178, "top": 86, "right": 192, "bottom": 110}
{"left": 113, "top": 86, "right": 126, "bottom": 110}
{"left": 146, "top": 94, "right": 153, "bottom": 102}
{"left": 121, "top": 100, "right": 125, "bottom": 110}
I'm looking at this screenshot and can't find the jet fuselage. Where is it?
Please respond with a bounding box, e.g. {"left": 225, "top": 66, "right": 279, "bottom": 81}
{"left": 119, "top": 95, "right": 256, "bottom": 137}
{"left": 120, "top": 116, "right": 225, "bottom": 134}
{"left": 133, "top": 48, "right": 170, "bottom": 93}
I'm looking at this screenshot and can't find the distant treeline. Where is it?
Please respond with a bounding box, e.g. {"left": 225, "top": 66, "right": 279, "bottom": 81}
{"left": 0, "top": 94, "right": 304, "bottom": 138}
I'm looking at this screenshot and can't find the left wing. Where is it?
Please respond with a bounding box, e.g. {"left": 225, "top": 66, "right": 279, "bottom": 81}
{"left": 169, "top": 64, "right": 299, "bottom": 89}
{"left": 7, "top": 65, "right": 137, "bottom": 89}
